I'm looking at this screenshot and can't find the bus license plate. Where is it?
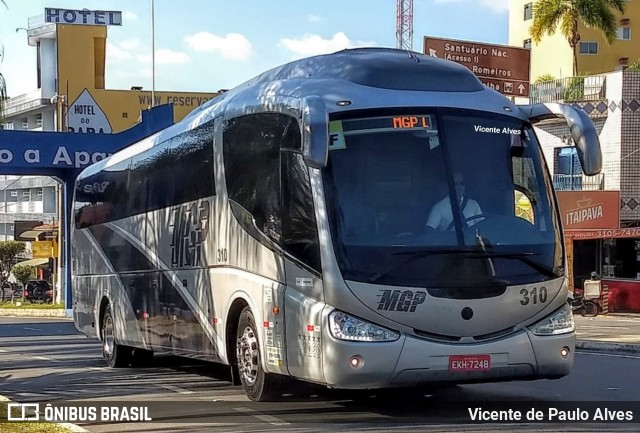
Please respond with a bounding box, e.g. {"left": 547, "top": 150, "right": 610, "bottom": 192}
{"left": 449, "top": 354, "right": 491, "bottom": 371}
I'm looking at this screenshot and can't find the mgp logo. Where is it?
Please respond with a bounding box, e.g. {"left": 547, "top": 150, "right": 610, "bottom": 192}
{"left": 377, "top": 290, "right": 426, "bottom": 312}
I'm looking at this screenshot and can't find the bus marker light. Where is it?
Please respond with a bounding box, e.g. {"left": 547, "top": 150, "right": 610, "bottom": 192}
{"left": 349, "top": 355, "right": 364, "bottom": 369}
{"left": 273, "top": 306, "right": 280, "bottom": 315}
{"left": 213, "top": 317, "right": 218, "bottom": 324}
{"left": 561, "top": 347, "right": 570, "bottom": 359}
{"left": 142, "top": 312, "right": 149, "bottom": 319}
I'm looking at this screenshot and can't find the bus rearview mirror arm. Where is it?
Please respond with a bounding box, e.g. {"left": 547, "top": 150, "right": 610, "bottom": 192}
{"left": 518, "top": 103, "right": 602, "bottom": 176}
{"left": 301, "top": 96, "right": 329, "bottom": 169}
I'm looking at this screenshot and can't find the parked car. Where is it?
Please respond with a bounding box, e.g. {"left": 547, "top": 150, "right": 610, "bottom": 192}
{"left": 24, "top": 280, "right": 53, "bottom": 303}
{"left": 0, "top": 283, "right": 22, "bottom": 301}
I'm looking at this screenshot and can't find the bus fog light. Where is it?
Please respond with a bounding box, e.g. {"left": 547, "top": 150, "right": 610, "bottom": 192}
{"left": 561, "top": 346, "right": 570, "bottom": 359}
{"left": 349, "top": 355, "right": 364, "bottom": 369}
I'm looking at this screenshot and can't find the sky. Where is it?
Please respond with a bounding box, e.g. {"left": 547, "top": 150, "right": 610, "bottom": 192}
{"left": 0, "top": 0, "right": 511, "bottom": 97}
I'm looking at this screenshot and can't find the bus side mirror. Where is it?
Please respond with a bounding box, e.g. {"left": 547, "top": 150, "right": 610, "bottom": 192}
{"left": 518, "top": 103, "right": 602, "bottom": 176}
{"left": 301, "top": 96, "right": 329, "bottom": 169}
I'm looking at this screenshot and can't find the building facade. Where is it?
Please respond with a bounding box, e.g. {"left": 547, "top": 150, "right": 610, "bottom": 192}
{"left": 0, "top": 7, "right": 217, "bottom": 246}
{"left": 509, "top": 0, "right": 640, "bottom": 311}
{"left": 509, "top": 0, "right": 640, "bottom": 81}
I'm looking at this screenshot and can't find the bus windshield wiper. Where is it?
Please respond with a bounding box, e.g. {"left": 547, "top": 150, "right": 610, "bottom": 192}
{"left": 367, "top": 248, "right": 478, "bottom": 283}
{"left": 462, "top": 251, "right": 560, "bottom": 278}
{"left": 367, "top": 249, "right": 558, "bottom": 284}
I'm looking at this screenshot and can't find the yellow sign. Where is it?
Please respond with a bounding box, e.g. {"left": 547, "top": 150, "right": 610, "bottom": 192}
{"left": 32, "top": 241, "right": 57, "bottom": 258}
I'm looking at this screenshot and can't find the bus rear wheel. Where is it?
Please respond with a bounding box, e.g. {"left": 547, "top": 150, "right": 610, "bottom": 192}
{"left": 236, "top": 307, "right": 283, "bottom": 401}
{"left": 102, "top": 304, "right": 133, "bottom": 368}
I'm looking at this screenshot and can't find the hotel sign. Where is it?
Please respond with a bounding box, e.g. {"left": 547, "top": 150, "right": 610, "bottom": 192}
{"left": 45, "top": 8, "right": 122, "bottom": 26}
{"left": 424, "top": 36, "right": 530, "bottom": 97}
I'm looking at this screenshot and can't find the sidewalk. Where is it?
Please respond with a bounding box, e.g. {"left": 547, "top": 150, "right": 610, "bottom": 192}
{"left": 574, "top": 314, "right": 640, "bottom": 353}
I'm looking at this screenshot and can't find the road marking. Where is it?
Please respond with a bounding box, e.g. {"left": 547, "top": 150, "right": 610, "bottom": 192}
{"left": 0, "top": 349, "right": 6, "bottom": 352}
{"left": 23, "top": 327, "right": 41, "bottom": 331}
{"left": 234, "top": 406, "right": 290, "bottom": 426}
{"left": 33, "top": 356, "right": 53, "bottom": 361}
{"left": 157, "top": 383, "right": 194, "bottom": 394}
{"left": 579, "top": 351, "right": 640, "bottom": 359}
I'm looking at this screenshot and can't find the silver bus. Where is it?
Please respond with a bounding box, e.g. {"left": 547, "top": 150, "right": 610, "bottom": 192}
{"left": 71, "top": 47, "right": 602, "bottom": 401}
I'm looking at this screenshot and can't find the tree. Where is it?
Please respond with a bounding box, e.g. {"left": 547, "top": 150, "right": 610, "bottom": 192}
{"left": 0, "top": 240, "right": 26, "bottom": 284}
{"left": 530, "top": 0, "right": 626, "bottom": 75}
{"left": 535, "top": 73, "right": 556, "bottom": 83}
{"left": 11, "top": 264, "right": 35, "bottom": 288}
{"left": 628, "top": 59, "right": 640, "bottom": 71}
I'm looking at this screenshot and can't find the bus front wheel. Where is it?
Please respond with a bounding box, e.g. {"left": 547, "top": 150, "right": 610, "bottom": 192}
{"left": 236, "top": 307, "right": 283, "bottom": 401}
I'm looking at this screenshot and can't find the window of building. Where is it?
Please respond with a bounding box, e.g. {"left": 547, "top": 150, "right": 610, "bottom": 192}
{"left": 524, "top": 3, "right": 532, "bottom": 20}
{"left": 579, "top": 42, "right": 598, "bottom": 55}
{"left": 10, "top": 191, "right": 17, "bottom": 197}
{"left": 523, "top": 38, "right": 532, "bottom": 49}
{"left": 617, "top": 27, "right": 631, "bottom": 40}
{"left": 23, "top": 191, "right": 30, "bottom": 198}
{"left": 37, "top": 189, "right": 43, "bottom": 196}
{"left": 553, "top": 147, "right": 582, "bottom": 190}
{"left": 602, "top": 238, "right": 640, "bottom": 279}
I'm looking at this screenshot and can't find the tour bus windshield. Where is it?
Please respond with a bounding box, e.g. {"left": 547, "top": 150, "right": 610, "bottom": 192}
{"left": 323, "top": 110, "right": 564, "bottom": 291}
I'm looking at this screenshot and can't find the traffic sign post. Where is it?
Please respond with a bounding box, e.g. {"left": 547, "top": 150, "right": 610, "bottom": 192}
{"left": 424, "top": 36, "right": 531, "bottom": 97}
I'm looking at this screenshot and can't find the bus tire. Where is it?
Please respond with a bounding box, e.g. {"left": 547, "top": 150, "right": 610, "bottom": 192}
{"left": 102, "top": 304, "right": 132, "bottom": 368}
{"left": 236, "top": 307, "right": 283, "bottom": 401}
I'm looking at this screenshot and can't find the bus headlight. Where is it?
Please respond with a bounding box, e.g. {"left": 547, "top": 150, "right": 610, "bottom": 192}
{"left": 529, "top": 303, "right": 575, "bottom": 336}
{"left": 329, "top": 310, "right": 400, "bottom": 342}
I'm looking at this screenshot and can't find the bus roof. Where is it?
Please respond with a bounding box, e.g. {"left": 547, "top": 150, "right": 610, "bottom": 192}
{"left": 77, "top": 48, "right": 524, "bottom": 181}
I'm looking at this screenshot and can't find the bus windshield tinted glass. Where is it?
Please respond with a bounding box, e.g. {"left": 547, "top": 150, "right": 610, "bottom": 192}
{"left": 323, "top": 111, "right": 563, "bottom": 289}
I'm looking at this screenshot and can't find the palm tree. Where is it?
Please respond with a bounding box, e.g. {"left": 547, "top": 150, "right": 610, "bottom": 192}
{"left": 530, "top": 0, "right": 626, "bottom": 75}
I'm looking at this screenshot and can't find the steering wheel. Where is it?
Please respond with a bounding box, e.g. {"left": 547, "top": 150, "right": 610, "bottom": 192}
{"left": 446, "top": 214, "right": 487, "bottom": 231}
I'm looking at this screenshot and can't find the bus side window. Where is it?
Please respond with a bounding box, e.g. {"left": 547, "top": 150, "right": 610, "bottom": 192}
{"left": 223, "top": 113, "right": 286, "bottom": 249}
{"left": 281, "top": 151, "right": 321, "bottom": 273}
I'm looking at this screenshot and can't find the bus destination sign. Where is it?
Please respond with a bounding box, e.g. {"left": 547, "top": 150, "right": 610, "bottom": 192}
{"left": 423, "top": 36, "right": 530, "bottom": 97}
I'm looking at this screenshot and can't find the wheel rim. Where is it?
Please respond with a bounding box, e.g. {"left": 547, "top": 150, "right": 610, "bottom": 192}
{"left": 103, "top": 315, "right": 114, "bottom": 360}
{"left": 237, "top": 325, "right": 259, "bottom": 386}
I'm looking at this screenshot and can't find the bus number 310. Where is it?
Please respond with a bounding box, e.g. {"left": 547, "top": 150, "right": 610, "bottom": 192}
{"left": 520, "top": 287, "right": 548, "bottom": 306}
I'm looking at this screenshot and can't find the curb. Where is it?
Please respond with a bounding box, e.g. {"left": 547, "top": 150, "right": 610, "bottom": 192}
{"left": 576, "top": 340, "right": 640, "bottom": 354}
{"left": 0, "top": 309, "right": 70, "bottom": 318}
{"left": 0, "top": 395, "right": 90, "bottom": 433}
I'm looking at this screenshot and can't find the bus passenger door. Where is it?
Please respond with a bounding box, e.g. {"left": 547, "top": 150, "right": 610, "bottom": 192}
{"left": 280, "top": 151, "right": 325, "bottom": 382}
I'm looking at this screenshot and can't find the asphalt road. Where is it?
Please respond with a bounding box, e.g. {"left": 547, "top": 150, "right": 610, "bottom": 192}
{"left": 1, "top": 317, "right": 640, "bottom": 432}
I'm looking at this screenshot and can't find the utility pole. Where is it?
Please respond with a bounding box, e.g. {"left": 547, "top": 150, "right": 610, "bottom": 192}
{"left": 396, "top": 0, "right": 414, "bottom": 51}
{"left": 151, "top": 0, "right": 156, "bottom": 107}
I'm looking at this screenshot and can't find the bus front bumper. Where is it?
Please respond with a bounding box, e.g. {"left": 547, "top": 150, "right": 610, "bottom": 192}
{"left": 321, "top": 330, "right": 575, "bottom": 389}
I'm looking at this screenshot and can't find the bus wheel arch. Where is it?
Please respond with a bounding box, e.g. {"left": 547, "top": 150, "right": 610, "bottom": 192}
{"left": 226, "top": 298, "right": 249, "bottom": 367}
{"left": 98, "top": 296, "right": 111, "bottom": 341}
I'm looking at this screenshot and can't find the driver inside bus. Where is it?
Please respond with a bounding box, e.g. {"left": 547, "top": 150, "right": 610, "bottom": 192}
{"left": 426, "top": 172, "right": 483, "bottom": 230}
